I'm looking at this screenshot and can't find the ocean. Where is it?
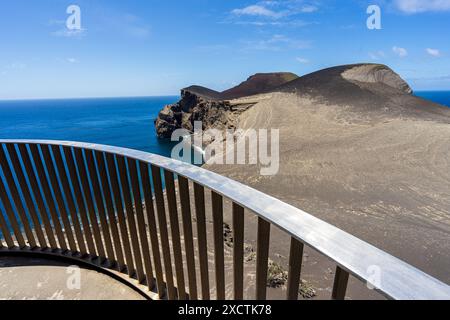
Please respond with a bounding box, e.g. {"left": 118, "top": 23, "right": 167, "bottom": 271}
{"left": 415, "top": 91, "right": 450, "bottom": 107}
{"left": 0, "top": 96, "right": 179, "bottom": 156}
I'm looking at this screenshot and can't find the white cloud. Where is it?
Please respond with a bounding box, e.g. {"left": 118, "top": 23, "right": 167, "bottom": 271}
{"left": 296, "top": 57, "right": 309, "bottom": 63}
{"left": 393, "top": 46, "right": 408, "bottom": 57}
{"left": 232, "top": 19, "right": 312, "bottom": 27}
{"left": 231, "top": 1, "right": 318, "bottom": 21}
{"left": 300, "top": 5, "right": 318, "bottom": 13}
{"left": 66, "top": 58, "right": 79, "bottom": 63}
{"left": 426, "top": 48, "right": 441, "bottom": 57}
{"left": 395, "top": 0, "right": 450, "bottom": 13}
{"left": 232, "top": 5, "right": 280, "bottom": 18}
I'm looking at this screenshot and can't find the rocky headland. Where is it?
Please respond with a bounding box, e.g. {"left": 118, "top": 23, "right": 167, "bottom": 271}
{"left": 155, "top": 72, "right": 298, "bottom": 138}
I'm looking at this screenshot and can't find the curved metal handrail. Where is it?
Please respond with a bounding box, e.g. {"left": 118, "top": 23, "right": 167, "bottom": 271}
{"left": 0, "top": 139, "right": 449, "bottom": 300}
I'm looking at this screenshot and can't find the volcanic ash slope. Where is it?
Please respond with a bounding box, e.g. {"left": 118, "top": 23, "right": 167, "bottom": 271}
{"left": 204, "top": 64, "right": 450, "bottom": 285}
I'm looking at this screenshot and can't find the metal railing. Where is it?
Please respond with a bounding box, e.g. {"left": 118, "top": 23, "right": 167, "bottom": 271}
{"left": 0, "top": 140, "right": 449, "bottom": 300}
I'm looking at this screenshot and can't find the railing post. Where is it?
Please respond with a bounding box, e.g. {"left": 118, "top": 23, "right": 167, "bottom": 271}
{"left": 194, "top": 183, "right": 210, "bottom": 300}
{"left": 105, "top": 153, "right": 135, "bottom": 275}
{"left": 40, "top": 145, "right": 77, "bottom": 252}
{"left": 164, "top": 170, "right": 187, "bottom": 299}
{"left": 0, "top": 164, "right": 26, "bottom": 248}
{"left": 0, "top": 144, "right": 37, "bottom": 248}
{"left": 140, "top": 161, "right": 165, "bottom": 298}
{"left": 63, "top": 146, "right": 96, "bottom": 255}
{"left": 52, "top": 145, "right": 86, "bottom": 254}
{"left": 30, "top": 144, "right": 68, "bottom": 251}
{"left": 286, "top": 238, "right": 304, "bottom": 300}
{"left": 128, "top": 158, "right": 155, "bottom": 289}
{"left": 212, "top": 191, "right": 225, "bottom": 300}
{"left": 0, "top": 201, "right": 15, "bottom": 248}
{"left": 5, "top": 144, "right": 47, "bottom": 249}
{"left": 232, "top": 203, "right": 244, "bottom": 300}
{"left": 256, "top": 217, "right": 270, "bottom": 300}
{"left": 332, "top": 266, "right": 349, "bottom": 300}
{"left": 117, "top": 155, "right": 144, "bottom": 281}
{"left": 178, "top": 176, "right": 198, "bottom": 300}
{"left": 85, "top": 149, "right": 116, "bottom": 262}
{"left": 151, "top": 165, "right": 176, "bottom": 300}
{"left": 19, "top": 144, "right": 58, "bottom": 249}
{"left": 94, "top": 150, "right": 124, "bottom": 267}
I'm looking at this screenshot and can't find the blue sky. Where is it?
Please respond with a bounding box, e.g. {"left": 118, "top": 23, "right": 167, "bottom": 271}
{"left": 0, "top": 0, "right": 449, "bottom": 99}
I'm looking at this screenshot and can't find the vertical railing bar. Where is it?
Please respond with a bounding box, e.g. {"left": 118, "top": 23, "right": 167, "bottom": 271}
{"left": 151, "top": 164, "right": 176, "bottom": 300}
{"left": 0, "top": 202, "right": 15, "bottom": 248}
{"left": 193, "top": 182, "right": 210, "bottom": 300}
{"left": 63, "top": 146, "right": 97, "bottom": 255}
{"left": 128, "top": 158, "right": 155, "bottom": 288}
{"left": 232, "top": 202, "right": 244, "bottom": 300}
{"left": 0, "top": 177, "right": 25, "bottom": 247}
{"left": 52, "top": 145, "right": 86, "bottom": 254}
{"left": 164, "top": 170, "right": 187, "bottom": 300}
{"left": 139, "top": 161, "right": 165, "bottom": 298}
{"left": 117, "top": 155, "right": 145, "bottom": 282}
{"left": 286, "top": 238, "right": 304, "bottom": 300}
{"left": 40, "top": 145, "right": 77, "bottom": 251}
{"left": 18, "top": 144, "right": 57, "bottom": 249}
{"left": 0, "top": 178, "right": 26, "bottom": 248}
{"left": 211, "top": 190, "right": 225, "bottom": 300}
{"left": 178, "top": 176, "right": 198, "bottom": 300}
{"left": 85, "top": 149, "right": 116, "bottom": 262}
{"left": 73, "top": 147, "right": 105, "bottom": 258}
{"left": 29, "top": 144, "right": 67, "bottom": 250}
{"left": 5, "top": 144, "right": 47, "bottom": 248}
{"left": 0, "top": 217, "right": 4, "bottom": 248}
{"left": 105, "top": 153, "right": 134, "bottom": 276}
{"left": 256, "top": 217, "right": 271, "bottom": 300}
{"left": 0, "top": 145, "right": 36, "bottom": 248}
{"left": 95, "top": 150, "right": 125, "bottom": 268}
{"left": 332, "top": 266, "right": 349, "bottom": 300}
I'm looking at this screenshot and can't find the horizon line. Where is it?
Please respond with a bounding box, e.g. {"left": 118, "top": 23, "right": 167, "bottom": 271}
{"left": 0, "top": 94, "right": 180, "bottom": 102}
{"left": 0, "top": 90, "right": 449, "bottom": 102}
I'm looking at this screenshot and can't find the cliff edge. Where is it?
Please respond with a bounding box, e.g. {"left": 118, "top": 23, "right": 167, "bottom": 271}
{"left": 155, "top": 72, "right": 298, "bottom": 138}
